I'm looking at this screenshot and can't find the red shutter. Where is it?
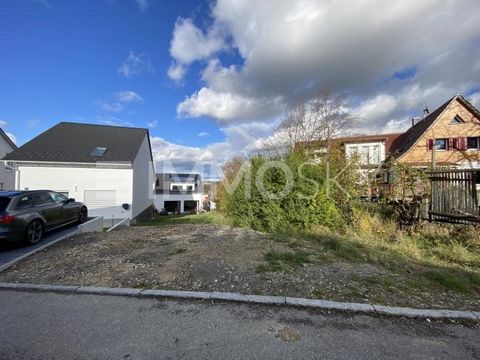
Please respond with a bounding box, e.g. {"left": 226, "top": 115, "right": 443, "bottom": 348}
{"left": 427, "top": 139, "right": 434, "bottom": 151}
{"left": 448, "top": 138, "right": 454, "bottom": 150}
{"left": 452, "top": 138, "right": 459, "bottom": 150}
{"left": 461, "top": 137, "right": 468, "bottom": 150}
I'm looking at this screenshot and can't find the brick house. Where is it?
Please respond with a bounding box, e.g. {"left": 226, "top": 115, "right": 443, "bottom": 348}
{"left": 299, "top": 94, "right": 480, "bottom": 195}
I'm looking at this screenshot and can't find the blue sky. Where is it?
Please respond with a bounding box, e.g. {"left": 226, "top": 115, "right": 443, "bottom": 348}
{"left": 0, "top": 0, "right": 224, "bottom": 146}
{"left": 1, "top": 0, "right": 479, "bottom": 177}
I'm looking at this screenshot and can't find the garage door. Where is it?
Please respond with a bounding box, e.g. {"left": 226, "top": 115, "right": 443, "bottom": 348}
{"left": 84, "top": 190, "right": 116, "bottom": 208}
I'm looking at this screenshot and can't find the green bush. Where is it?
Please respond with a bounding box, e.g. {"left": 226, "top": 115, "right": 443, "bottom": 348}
{"left": 219, "top": 151, "right": 353, "bottom": 232}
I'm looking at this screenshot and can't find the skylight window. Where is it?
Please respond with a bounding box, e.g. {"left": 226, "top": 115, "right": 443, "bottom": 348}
{"left": 90, "top": 147, "right": 108, "bottom": 156}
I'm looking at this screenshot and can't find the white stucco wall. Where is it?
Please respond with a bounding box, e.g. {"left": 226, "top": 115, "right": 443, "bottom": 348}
{"left": 132, "top": 136, "right": 155, "bottom": 218}
{"left": 16, "top": 165, "right": 134, "bottom": 221}
{"left": 0, "top": 135, "right": 16, "bottom": 190}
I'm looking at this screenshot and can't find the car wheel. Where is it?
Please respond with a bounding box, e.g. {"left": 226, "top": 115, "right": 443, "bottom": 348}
{"left": 26, "top": 220, "right": 44, "bottom": 245}
{"left": 78, "top": 207, "right": 88, "bottom": 224}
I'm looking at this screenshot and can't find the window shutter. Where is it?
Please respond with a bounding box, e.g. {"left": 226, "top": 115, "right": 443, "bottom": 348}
{"left": 447, "top": 138, "right": 453, "bottom": 150}
{"left": 452, "top": 138, "right": 459, "bottom": 150}
{"left": 427, "top": 139, "right": 434, "bottom": 151}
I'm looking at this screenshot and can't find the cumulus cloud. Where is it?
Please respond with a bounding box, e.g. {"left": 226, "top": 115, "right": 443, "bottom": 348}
{"left": 151, "top": 121, "right": 278, "bottom": 177}
{"left": 118, "top": 51, "right": 154, "bottom": 78}
{"left": 165, "top": 0, "right": 480, "bottom": 173}
{"left": 198, "top": 131, "right": 209, "bottom": 137}
{"left": 167, "top": 18, "right": 226, "bottom": 81}
{"left": 169, "top": 0, "right": 480, "bottom": 125}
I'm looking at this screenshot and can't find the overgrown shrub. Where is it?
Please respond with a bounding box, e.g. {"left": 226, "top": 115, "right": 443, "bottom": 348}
{"left": 219, "top": 151, "right": 358, "bottom": 232}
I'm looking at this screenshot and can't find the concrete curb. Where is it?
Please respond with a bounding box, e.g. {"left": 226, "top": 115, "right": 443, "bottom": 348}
{"left": 0, "top": 282, "right": 478, "bottom": 321}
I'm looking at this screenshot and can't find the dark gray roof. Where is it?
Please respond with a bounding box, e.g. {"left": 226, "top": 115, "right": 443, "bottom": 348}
{"left": 3, "top": 122, "right": 151, "bottom": 163}
{"left": 0, "top": 128, "right": 17, "bottom": 150}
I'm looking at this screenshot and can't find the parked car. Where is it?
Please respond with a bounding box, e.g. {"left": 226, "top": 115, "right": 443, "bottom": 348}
{"left": 0, "top": 190, "right": 88, "bottom": 245}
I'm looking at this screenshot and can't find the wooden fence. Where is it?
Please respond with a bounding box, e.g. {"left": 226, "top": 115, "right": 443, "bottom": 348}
{"left": 429, "top": 169, "right": 480, "bottom": 224}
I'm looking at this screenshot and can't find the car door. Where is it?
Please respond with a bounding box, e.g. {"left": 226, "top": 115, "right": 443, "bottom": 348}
{"left": 48, "top": 191, "right": 77, "bottom": 224}
{"left": 32, "top": 192, "right": 61, "bottom": 230}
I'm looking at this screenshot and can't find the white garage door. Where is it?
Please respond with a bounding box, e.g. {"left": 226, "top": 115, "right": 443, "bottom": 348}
{"left": 84, "top": 190, "right": 116, "bottom": 208}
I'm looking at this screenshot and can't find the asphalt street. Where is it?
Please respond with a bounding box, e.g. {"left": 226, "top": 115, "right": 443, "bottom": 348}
{"left": 0, "top": 290, "right": 478, "bottom": 359}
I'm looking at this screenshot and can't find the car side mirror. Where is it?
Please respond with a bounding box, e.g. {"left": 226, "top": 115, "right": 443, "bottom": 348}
{"left": 67, "top": 198, "right": 75, "bottom": 203}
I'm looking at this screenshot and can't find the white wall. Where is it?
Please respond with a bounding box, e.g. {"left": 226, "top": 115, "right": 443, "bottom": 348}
{"left": 0, "top": 136, "right": 16, "bottom": 190}
{"left": 154, "top": 193, "right": 203, "bottom": 213}
{"left": 16, "top": 165, "right": 133, "bottom": 221}
{"left": 132, "top": 136, "right": 155, "bottom": 218}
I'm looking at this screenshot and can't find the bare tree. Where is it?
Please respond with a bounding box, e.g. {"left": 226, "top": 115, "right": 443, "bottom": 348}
{"left": 273, "top": 91, "right": 354, "bottom": 152}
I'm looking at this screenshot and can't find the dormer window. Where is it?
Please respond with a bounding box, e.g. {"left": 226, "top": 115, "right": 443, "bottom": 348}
{"left": 90, "top": 147, "right": 108, "bottom": 156}
{"left": 450, "top": 115, "right": 464, "bottom": 125}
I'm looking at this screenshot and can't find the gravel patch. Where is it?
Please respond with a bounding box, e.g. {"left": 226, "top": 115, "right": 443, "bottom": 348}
{"left": 0, "top": 224, "right": 478, "bottom": 310}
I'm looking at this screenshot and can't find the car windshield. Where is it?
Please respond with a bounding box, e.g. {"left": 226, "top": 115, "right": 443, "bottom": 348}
{"left": 0, "top": 197, "right": 11, "bottom": 212}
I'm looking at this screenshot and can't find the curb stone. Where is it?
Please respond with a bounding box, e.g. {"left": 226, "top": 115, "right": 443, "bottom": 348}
{"left": 0, "top": 282, "right": 477, "bottom": 321}
{"left": 141, "top": 289, "right": 211, "bottom": 299}
{"left": 76, "top": 286, "right": 142, "bottom": 297}
{"left": 286, "top": 297, "right": 376, "bottom": 313}
{"left": 372, "top": 305, "right": 479, "bottom": 321}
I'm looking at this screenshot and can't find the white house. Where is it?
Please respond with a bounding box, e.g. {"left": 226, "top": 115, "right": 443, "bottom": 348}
{"left": 154, "top": 173, "right": 203, "bottom": 213}
{"left": 2, "top": 122, "right": 155, "bottom": 226}
{"left": 0, "top": 128, "right": 16, "bottom": 191}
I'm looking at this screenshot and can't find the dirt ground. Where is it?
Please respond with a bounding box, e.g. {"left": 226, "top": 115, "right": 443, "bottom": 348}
{"left": 0, "top": 224, "right": 478, "bottom": 310}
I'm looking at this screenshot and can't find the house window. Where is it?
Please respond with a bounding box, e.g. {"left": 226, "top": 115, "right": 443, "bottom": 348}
{"left": 371, "top": 145, "right": 380, "bottom": 164}
{"left": 467, "top": 137, "right": 480, "bottom": 150}
{"left": 435, "top": 138, "right": 447, "bottom": 151}
{"left": 90, "top": 147, "right": 108, "bottom": 156}
{"left": 450, "top": 115, "right": 464, "bottom": 125}
{"left": 186, "top": 185, "right": 193, "bottom": 191}
{"left": 171, "top": 185, "right": 181, "bottom": 191}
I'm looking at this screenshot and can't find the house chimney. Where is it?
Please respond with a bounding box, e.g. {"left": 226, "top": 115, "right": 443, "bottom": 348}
{"left": 423, "top": 106, "right": 430, "bottom": 117}
{"left": 411, "top": 117, "right": 422, "bottom": 127}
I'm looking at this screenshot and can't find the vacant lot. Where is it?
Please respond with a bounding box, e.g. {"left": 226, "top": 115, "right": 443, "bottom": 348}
{"left": 0, "top": 214, "right": 478, "bottom": 310}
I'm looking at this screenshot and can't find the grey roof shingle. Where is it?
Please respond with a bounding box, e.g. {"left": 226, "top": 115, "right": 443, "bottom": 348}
{"left": 3, "top": 122, "right": 150, "bottom": 163}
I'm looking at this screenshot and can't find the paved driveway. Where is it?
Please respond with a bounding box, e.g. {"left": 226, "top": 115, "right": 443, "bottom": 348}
{"left": 0, "top": 290, "right": 478, "bottom": 359}
{"left": 0, "top": 224, "right": 78, "bottom": 270}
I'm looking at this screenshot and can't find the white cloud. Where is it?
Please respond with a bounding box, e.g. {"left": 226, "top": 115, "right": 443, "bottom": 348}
{"left": 147, "top": 120, "right": 158, "bottom": 128}
{"left": 168, "top": 17, "right": 225, "bottom": 81}
{"left": 118, "top": 51, "right": 154, "bottom": 78}
{"left": 96, "top": 101, "right": 123, "bottom": 113}
{"left": 98, "top": 116, "right": 134, "bottom": 127}
{"left": 96, "top": 91, "right": 143, "bottom": 113}
{"left": 152, "top": 121, "right": 278, "bottom": 176}
{"left": 115, "top": 90, "right": 143, "bottom": 103}
{"left": 5, "top": 132, "right": 16, "bottom": 144}
{"left": 135, "top": 0, "right": 149, "bottom": 12}
{"left": 167, "top": 62, "right": 186, "bottom": 83}
{"left": 165, "top": 0, "right": 480, "bottom": 172}
{"left": 169, "top": 0, "right": 480, "bottom": 124}
{"left": 0, "top": 120, "right": 6, "bottom": 127}
{"left": 177, "top": 87, "right": 284, "bottom": 121}
{"left": 198, "top": 131, "right": 209, "bottom": 137}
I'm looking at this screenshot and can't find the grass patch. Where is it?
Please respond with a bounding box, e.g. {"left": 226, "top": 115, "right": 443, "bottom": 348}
{"left": 256, "top": 250, "right": 312, "bottom": 273}
{"left": 141, "top": 211, "right": 229, "bottom": 226}
{"left": 422, "top": 270, "right": 479, "bottom": 294}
